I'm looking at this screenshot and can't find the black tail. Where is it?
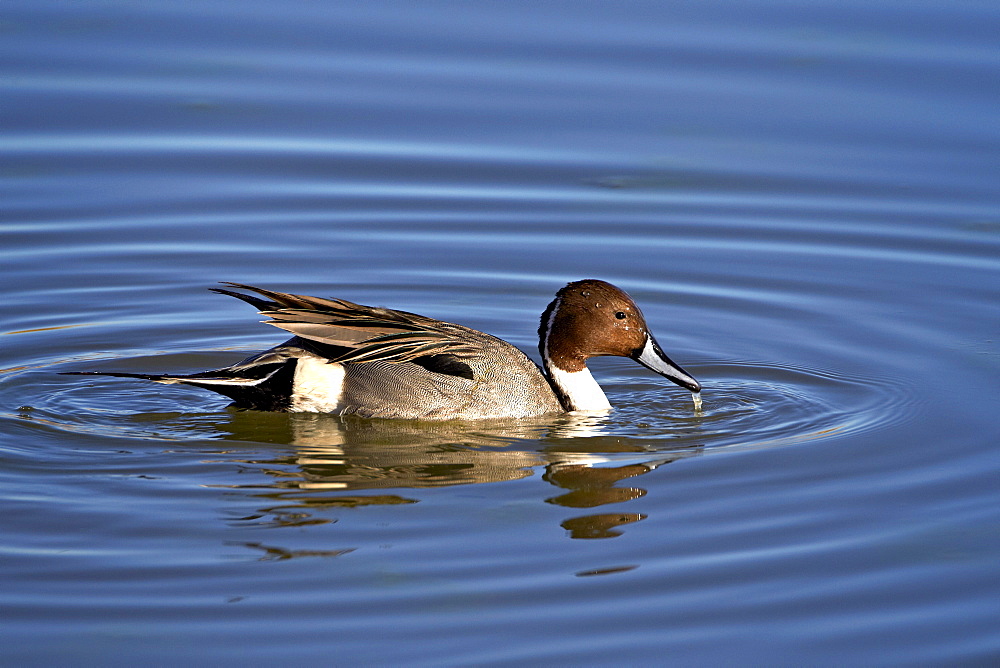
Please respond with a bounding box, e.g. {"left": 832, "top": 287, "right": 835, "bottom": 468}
{"left": 62, "top": 370, "right": 177, "bottom": 382}
{"left": 61, "top": 362, "right": 297, "bottom": 411}
{"left": 62, "top": 283, "right": 305, "bottom": 410}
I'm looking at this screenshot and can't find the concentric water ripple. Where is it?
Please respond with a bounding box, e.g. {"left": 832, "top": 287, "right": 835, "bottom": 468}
{"left": 1, "top": 350, "right": 914, "bottom": 464}
{"left": 672, "top": 361, "right": 913, "bottom": 449}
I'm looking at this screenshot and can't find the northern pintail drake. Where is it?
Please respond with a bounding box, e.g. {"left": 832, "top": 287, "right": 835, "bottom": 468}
{"left": 68, "top": 280, "right": 701, "bottom": 420}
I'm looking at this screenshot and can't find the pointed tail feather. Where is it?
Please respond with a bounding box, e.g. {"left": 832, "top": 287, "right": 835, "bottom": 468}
{"left": 60, "top": 370, "right": 182, "bottom": 383}
{"left": 61, "top": 363, "right": 296, "bottom": 411}
{"left": 208, "top": 285, "right": 278, "bottom": 311}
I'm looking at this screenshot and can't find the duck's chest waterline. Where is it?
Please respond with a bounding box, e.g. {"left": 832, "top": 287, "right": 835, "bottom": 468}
{"left": 545, "top": 365, "right": 612, "bottom": 412}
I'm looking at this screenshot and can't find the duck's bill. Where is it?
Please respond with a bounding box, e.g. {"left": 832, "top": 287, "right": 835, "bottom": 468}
{"left": 632, "top": 336, "right": 701, "bottom": 393}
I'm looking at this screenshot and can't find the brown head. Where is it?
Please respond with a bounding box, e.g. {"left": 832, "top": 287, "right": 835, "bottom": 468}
{"left": 538, "top": 279, "right": 701, "bottom": 393}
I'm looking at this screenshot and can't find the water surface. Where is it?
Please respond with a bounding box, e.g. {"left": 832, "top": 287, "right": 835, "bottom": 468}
{"left": 2, "top": 1, "right": 999, "bottom": 665}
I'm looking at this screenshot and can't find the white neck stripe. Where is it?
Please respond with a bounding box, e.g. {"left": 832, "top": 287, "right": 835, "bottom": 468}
{"left": 547, "top": 365, "right": 612, "bottom": 412}
{"left": 542, "top": 297, "right": 611, "bottom": 412}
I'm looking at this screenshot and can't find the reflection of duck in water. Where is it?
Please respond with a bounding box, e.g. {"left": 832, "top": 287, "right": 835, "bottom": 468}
{"left": 67, "top": 279, "right": 700, "bottom": 419}
{"left": 218, "top": 410, "right": 638, "bottom": 491}
{"left": 218, "top": 410, "right": 702, "bottom": 540}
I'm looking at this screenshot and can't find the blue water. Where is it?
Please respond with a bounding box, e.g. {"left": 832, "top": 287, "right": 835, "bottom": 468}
{"left": 2, "top": 1, "right": 999, "bottom": 665}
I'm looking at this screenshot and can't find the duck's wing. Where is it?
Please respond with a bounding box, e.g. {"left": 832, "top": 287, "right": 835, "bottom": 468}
{"left": 213, "top": 283, "right": 480, "bottom": 377}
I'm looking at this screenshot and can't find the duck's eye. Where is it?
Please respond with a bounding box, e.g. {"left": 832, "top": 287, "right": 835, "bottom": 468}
{"left": 615, "top": 311, "right": 627, "bottom": 319}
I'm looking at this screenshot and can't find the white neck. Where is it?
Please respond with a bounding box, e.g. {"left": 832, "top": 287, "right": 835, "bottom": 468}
{"left": 546, "top": 364, "right": 612, "bottom": 412}
{"left": 541, "top": 294, "right": 612, "bottom": 412}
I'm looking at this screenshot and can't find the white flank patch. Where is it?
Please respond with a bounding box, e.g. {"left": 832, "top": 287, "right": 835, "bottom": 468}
{"left": 547, "top": 364, "right": 612, "bottom": 412}
{"left": 290, "top": 357, "right": 346, "bottom": 412}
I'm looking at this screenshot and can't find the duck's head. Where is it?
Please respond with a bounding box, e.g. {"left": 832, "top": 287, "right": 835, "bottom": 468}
{"left": 539, "top": 279, "right": 701, "bottom": 399}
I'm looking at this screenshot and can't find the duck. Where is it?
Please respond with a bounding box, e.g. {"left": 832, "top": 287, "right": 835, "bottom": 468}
{"left": 66, "top": 279, "right": 701, "bottom": 420}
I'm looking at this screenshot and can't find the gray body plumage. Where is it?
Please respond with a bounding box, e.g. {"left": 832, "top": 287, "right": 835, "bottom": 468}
{"left": 301, "top": 328, "right": 562, "bottom": 419}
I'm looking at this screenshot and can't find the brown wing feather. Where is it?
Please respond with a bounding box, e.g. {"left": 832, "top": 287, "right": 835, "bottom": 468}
{"left": 215, "top": 283, "right": 482, "bottom": 366}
